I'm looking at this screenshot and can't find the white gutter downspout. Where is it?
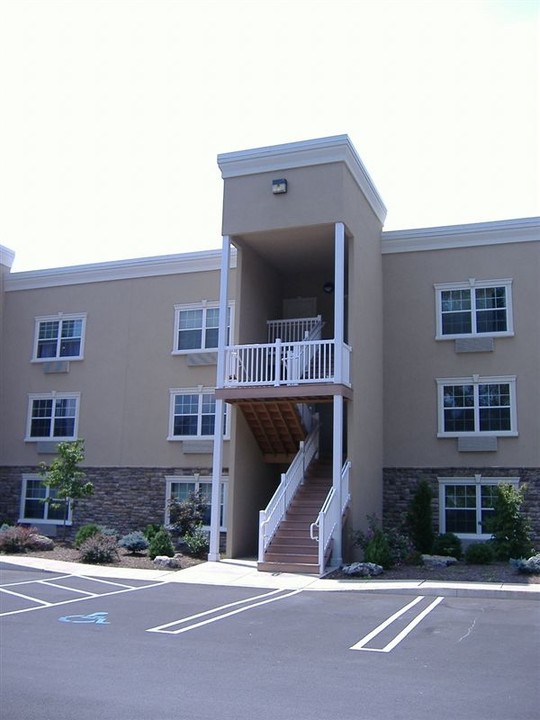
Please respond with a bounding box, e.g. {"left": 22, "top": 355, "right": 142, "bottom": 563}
{"left": 208, "top": 235, "right": 231, "bottom": 562}
{"left": 332, "top": 222, "right": 345, "bottom": 566}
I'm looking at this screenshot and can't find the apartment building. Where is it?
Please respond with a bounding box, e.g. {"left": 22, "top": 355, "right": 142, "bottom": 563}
{"left": 1, "top": 135, "right": 538, "bottom": 574}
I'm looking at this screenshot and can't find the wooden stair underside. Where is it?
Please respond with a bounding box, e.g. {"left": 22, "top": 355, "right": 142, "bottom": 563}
{"left": 237, "top": 398, "right": 308, "bottom": 462}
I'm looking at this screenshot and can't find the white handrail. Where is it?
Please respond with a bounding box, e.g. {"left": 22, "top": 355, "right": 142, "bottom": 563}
{"left": 267, "top": 316, "right": 322, "bottom": 343}
{"left": 224, "top": 338, "right": 348, "bottom": 387}
{"left": 258, "top": 417, "right": 319, "bottom": 562}
{"left": 310, "top": 459, "right": 351, "bottom": 573}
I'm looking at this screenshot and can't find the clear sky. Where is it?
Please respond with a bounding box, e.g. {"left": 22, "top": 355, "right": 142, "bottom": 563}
{"left": 1, "top": 0, "right": 538, "bottom": 272}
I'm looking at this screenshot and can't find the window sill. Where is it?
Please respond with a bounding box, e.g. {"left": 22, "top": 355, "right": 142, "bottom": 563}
{"left": 435, "top": 332, "right": 514, "bottom": 341}
{"left": 18, "top": 518, "right": 72, "bottom": 526}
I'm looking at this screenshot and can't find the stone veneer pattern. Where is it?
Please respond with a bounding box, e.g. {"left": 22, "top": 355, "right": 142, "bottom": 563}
{"left": 383, "top": 468, "right": 540, "bottom": 546}
{"left": 0, "top": 466, "right": 218, "bottom": 539}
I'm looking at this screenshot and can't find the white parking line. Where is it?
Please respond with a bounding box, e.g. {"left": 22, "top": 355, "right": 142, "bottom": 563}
{"left": 0, "top": 586, "right": 52, "bottom": 607}
{"left": 350, "top": 595, "right": 444, "bottom": 653}
{"left": 0, "top": 577, "right": 166, "bottom": 617}
{"left": 147, "top": 588, "right": 303, "bottom": 635}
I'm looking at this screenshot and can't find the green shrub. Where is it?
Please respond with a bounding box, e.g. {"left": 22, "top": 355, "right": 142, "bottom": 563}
{"left": 182, "top": 525, "right": 209, "bottom": 558}
{"left": 363, "top": 529, "right": 394, "bottom": 569}
{"left": 465, "top": 542, "right": 495, "bottom": 565}
{"left": 485, "top": 484, "right": 534, "bottom": 560}
{"left": 143, "top": 523, "right": 163, "bottom": 542}
{"left": 148, "top": 529, "right": 175, "bottom": 560}
{"left": 406, "top": 479, "right": 435, "bottom": 554}
{"left": 75, "top": 523, "right": 101, "bottom": 548}
{"left": 118, "top": 531, "right": 149, "bottom": 554}
{"left": 0, "top": 525, "right": 39, "bottom": 553}
{"left": 432, "top": 532, "right": 463, "bottom": 560}
{"left": 168, "top": 491, "right": 207, "bottom": 537}
{"left": 79, "top": 534, "right": 118, "bottom": 564}
{"left": 352, "top": 516, "right": 413, "bottom": 568}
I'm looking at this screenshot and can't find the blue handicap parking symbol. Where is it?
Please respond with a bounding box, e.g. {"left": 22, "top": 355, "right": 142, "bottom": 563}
{"left": 59, "top": 611, "right": 110, "bottom": 624}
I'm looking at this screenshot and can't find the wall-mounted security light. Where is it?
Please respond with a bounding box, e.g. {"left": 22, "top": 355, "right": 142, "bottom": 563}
{"left": 272, "top": 178, "right": 288, "bottom": 194}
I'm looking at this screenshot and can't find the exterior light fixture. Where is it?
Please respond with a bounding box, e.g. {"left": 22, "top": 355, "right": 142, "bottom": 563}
{"left": 272, "top": 178, "right": 288, "bottom": 194}
{"left": 323, "top": 281, "right": 334, "bottom": 294}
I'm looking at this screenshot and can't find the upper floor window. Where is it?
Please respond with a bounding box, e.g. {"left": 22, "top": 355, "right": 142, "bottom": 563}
{"left": 173, "top": 303, "right": 231, "bottom": 353}
{"left": 436, "top": 376, "right": 517, "bottom": 437}
{"left": 19, "top": 474, "right": 71, "bottom": 525}
{"left": 26, "top": 392, "right": 80, "bottom": 441}
{"left": 434, "top": 279, "right": 513, "bottom": 339}
{"left": 168, "top": 388, "right": 228, "bottom": 440}
{"left": 33, "top": 314, "right": 87, "bottom": 361}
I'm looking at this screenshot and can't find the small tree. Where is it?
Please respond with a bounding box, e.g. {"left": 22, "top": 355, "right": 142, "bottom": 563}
{"left": 486, "top": 483, "right": 534, "bottom": 560}
{"left": 406, "top": 479, "right": 435, "bottom": 554}
{"left": 168, "top": 491, "right": 207, "bottom": 537}
{"left": 39, "top": 440, "right": 93, "bottom": 539}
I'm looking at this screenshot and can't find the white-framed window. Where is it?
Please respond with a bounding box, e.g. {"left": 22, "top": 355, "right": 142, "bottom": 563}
{"left": 19, "top": 474, "right": 72, "bottom": 525}
{"left": 434, "top": 279, "right": 513, "bottom": 339}
{"left": 173, "top": 302, "right": 232, "bottom": 353}
{"left": 165, "top": 476, "right": 227, "bottom": 531}
{"left": 32, "top": 313, "right": 87, "bottom": 361}
{"left": 438, "top": 476, "right": 519, "bottom": 539}
{"left": 436, "top": 375, "right": 517, "bottom": 437}
{"left": 168, "top": 388, "right": 228, "bottom": 440}
{"left": 26, "top": 392, "right": 80, "bottom": 441}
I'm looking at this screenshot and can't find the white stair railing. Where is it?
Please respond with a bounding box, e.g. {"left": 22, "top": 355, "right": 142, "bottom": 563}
{"left": 267, "top": 316, "right": 322, "bottom": 343}
{"left": 310, "top": 460, "right": 351, "bottom": 574}
{"left": 258, "top": 416, "right": 319, "bottom": 562}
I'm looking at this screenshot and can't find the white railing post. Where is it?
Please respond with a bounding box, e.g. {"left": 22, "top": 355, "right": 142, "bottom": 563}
{"left": 334, "top": 222, "right": 345, "bottom": 384}
{"left": 209, "top": 235, "right": 231, "bottom": 562}
{"left": 274, "top": 338, "right": 282, "bottom": 386}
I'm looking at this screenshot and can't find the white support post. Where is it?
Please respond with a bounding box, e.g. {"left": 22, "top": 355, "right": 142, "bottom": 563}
{"left": 208, "top": 236, "right": 231, "bottom": 562}
{"left": 334, "top": 222, "right": 345, "bottom": 384}
{"left": 332, "top": 393, "right": 343, "bottom": 566}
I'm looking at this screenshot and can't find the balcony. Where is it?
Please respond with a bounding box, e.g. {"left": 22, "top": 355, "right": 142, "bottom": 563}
{"left": 220, "top": 316, "right": 351, "bottom": 391}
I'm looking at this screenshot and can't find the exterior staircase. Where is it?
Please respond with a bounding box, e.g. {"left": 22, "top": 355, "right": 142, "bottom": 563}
{"left": 258, "top": 460, "right": 332, "bottom": 574}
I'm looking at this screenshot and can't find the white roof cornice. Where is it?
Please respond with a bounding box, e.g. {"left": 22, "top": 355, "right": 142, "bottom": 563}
{"left": 0, "top": 245, "right": 15, "bottom": 269}
{"left": 381, "top": 216, "right": 540, "bottom": 254}
{"left": 5, "top": 248, "right": 236, "bottom": 291}
{"left": 217, "top": 135, "right": 387, "bottom": 224}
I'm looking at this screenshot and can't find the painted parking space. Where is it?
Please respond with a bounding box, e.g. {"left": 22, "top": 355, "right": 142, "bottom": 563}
{"left": 2, "top": 571, "right": 539, "bottom": 720}
{"left": 0, "top": 564, "right": 166, "bottom": 617}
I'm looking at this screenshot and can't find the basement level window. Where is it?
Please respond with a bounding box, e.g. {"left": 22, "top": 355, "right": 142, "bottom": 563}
{"left": 438, "top": 476, "right": 518, "bottom": 540}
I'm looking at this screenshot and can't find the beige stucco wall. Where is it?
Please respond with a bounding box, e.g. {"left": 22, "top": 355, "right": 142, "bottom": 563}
{"left": 222, "top": 164, "right": 347, "bottom": 236}
{"left": 343, "top": 178, "right": 385, "bottom": 537}
{"left": 1, "top": 267, "right": 234, "bottom": 469}
{"left": 382, "top": 240, "right": 540, "bottom": 467}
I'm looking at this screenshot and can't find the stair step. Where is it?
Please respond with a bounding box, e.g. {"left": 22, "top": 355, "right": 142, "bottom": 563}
{"left": 257, "top": 561, "right": 320, "bottom": 574}
{"left": 267, "top": 542, "right": 317, "bottom": 553}
{"left": 263, "top": 552, "right": 319, "bottom": 563}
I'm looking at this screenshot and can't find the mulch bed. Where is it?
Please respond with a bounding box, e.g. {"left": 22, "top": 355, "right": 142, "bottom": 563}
{"left": 326, "top": 561, "right": 540, "bottom": 584}
{"left": 4, "top": 544, "right": 539, "bottom": 584}
{"left": 5, "top": 542, "right": 204, "bottom": 571}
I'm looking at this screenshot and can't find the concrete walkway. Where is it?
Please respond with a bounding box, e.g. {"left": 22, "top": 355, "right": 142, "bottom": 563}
{"left": 2, "top": 555, "right": 539, "bottom": 600}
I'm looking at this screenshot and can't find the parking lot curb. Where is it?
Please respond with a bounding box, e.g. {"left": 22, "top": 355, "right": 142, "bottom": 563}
{"left": 2, "top": 555, "right": 539, "bottom": 600}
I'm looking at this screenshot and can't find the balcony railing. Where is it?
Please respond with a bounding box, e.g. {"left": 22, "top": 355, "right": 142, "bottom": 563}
{"left": 223, "top": 339, "right": 350, "bottom": 388}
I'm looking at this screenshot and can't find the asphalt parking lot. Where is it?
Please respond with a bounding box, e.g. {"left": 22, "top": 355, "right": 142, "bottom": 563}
{"left": 1, "top": 561, "right": 539, "bottom": 720}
